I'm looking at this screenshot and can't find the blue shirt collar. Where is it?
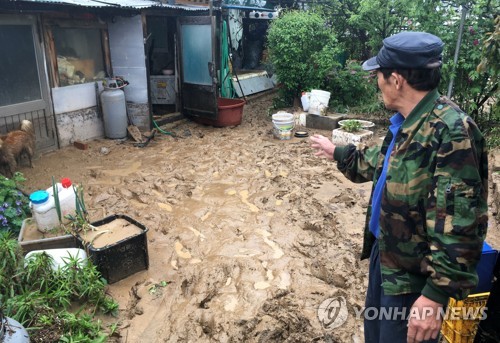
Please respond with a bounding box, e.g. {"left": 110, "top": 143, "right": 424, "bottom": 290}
{"left": 390, "top": 112, "right": 405, "bottom": 127}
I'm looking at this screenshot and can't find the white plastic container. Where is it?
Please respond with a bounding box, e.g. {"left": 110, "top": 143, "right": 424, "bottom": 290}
{"left": 46, "top": 178, "right": 77, "bottom": 223}
{"left": 272, "top": 112, "right": 294, "bottom": 126}
{"left": 309, "top": 89, "right": 331, "bottom": 115}
{"left": 301, "top": 92, "right": 310, "bottom": 111}
{"left": 29, "top": 190, "right": 60, "bottom": 232}
{"left": 25, "top": 248, "right": 87, "bottom": 271}
{"left": 30, "top": 178, "right": 77, "bottom": 232}
{"left": 272, "top": 112, "right": 295, "bottom": 140}
{"left": 299, "top": 112, "right": 307, "bottom": 126}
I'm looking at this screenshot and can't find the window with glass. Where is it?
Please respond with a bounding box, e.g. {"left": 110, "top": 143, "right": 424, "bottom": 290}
{"left": 51, "top": 26, "right": 107, "bottom": 86}
{"left": 0, "top": 24, "right": 41, "bottom": 106}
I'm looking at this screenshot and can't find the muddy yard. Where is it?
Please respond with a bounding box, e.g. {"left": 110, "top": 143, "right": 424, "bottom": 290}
{"left": 20, "top": 92, "right": 500, "bottom": 343}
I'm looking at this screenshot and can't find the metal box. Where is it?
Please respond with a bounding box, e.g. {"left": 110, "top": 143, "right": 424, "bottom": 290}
{"left": 150, "top": 75, "right": 176, "bottom": 104}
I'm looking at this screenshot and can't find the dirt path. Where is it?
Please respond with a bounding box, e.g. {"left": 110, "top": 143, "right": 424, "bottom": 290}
{"left": 20, "top": 92, "right": 500, "bottom": 343}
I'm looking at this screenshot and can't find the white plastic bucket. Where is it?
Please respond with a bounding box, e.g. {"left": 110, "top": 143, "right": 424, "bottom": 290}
{"left": 272, "top": 112, "right": 294, "bottom": 140}
{"left": 272, "top": 112, "right": 294, "bottom": 122}
{"left": 301, "top": 92, "right": 310, "bottom": 111}
{"left": 309, "top": 89, "right": 331, "bottom": 115}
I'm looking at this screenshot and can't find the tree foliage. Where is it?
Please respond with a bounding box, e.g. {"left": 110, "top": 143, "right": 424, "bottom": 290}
{"left": 477, "top": 15, "right": 499, "bottom": 78}
{"left": 348, "top": 0, "right": 416, "bottom": 53}
{"left": 266, "top": 0, "right": 498, "bottom": 133}
{"left": 428, "top": 1, "right": 499, "bottom": 123}
{"left": 305, "top": 0, "right": 498, "bottom": 128}
{"left": 266, "top": 10, "right": 341, "bottom": 103}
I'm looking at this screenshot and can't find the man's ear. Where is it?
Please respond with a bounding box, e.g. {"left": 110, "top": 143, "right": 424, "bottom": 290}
{"left": 391, "top": 72, "right": 405, "bottom": 90}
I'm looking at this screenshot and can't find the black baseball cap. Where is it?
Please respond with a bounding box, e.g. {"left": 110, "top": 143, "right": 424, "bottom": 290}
{"left": 362, "top": 31, "right": 444, "bottom": 71}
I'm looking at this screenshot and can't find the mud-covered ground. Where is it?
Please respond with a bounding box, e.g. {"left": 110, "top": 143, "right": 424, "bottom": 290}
{"left": 20, "top": 91, "right": 500, "bottom": 343}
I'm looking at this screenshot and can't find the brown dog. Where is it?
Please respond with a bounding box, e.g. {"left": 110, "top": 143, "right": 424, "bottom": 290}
{"left": 0, "top": 120, "right": 35, "bottom": 177}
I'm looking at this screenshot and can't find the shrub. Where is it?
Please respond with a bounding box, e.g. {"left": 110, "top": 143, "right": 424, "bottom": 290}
{"left": 0, "top": 172, "right": 31, "bottom": 234}
{"left": 267, "top": 10, "right": 341, "bottom": 106}
{"left": 325, "top": 61, "right": 379, "bottom": 113}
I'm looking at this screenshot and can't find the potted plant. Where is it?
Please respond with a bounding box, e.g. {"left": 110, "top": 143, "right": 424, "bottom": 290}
{"left": 340, "top": 119, "right": 363, "bottom": 133}
{"left": 333, "top": 119, "right": 375, "bottom": 145}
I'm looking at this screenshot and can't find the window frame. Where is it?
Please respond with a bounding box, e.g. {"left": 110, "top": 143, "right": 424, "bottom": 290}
{"left": 42, "top": 16, "right": 112, "bottom": 88}
{"left": 0, "top": 14, "right": 51, "bottom": 117}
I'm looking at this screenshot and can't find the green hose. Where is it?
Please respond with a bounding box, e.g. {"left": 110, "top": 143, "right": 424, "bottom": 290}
{"left": 220, "top": 20, "right": 235, "bottom": 98}
{"left": 153, "top": 119, "right": 175, "bottom": 136}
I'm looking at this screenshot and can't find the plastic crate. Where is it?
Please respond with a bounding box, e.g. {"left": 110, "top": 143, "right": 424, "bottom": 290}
{"left": 77, "top": 214, "right": 149, "bottom": 284}
{"left": 441, "top": 292, "right": 490, "bottom": 343}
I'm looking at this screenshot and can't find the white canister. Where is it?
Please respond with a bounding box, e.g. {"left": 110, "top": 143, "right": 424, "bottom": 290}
{"left": 46, "top": 178, "right": 77, "bottom": 223}
{"left": 29, "top": 190, "right": 60, "bottom": 232}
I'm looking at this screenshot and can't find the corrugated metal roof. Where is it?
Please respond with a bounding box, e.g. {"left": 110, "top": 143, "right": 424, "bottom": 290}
{"left": 14, "top": 0, "right": 208, "bottom": 11}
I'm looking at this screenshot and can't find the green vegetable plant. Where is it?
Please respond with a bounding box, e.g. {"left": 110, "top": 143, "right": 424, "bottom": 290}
{"left": 341, "top": 119, "right": 363, "bottom": 133}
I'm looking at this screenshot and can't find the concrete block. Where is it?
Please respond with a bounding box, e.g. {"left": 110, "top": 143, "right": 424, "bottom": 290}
{"left": 332, "top": 128, "right": 373, "bottom": 146}
{"left": 306, "top": 113, "right": 344, "bottom": 131}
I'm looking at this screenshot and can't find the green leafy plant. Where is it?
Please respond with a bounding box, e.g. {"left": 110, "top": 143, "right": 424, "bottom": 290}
{"left": 52, "top": 176, "right": 62, "bottom": 223}
{"left": 341, "top": 119, "right": 363, "bottom": 132}
{"left": 485, "top": 125, "right": 500, "bottom": 149}
{"left": 149, "top": 280, "right": 170, "bottom": 295}
{"left": 427, "top": 4, "right": 496, "bottom": 125}
{"left": 0, "top": 231, "right": 23, "bottom": 296}
{"left": 64, "top": 184, "right": 98, "bottom": 236}
{"left": 0, "top": 172, "right": 31, "bottom": 234}
{"left": 0, "top": 234, "right": 119, "bottom": 341}
{"left": 266, "top": 10, "right": 341, "bottom": 106}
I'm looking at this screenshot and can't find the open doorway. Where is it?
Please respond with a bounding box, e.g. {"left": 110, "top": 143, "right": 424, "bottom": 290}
{"left": 227, "top": 10, "right": 276, "bottom": 98}
{"left": 146, "top": 16, "right": 179, "bottom": 125}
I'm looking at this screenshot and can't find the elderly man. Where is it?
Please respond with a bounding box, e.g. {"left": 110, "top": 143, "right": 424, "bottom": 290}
{"left": 310, "top": 32, "right": 488, "bottom": 343}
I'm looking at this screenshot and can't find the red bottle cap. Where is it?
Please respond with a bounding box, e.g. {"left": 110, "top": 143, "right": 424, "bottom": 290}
{"left": 61, "top": 178, "right": 72, "bottom": 188}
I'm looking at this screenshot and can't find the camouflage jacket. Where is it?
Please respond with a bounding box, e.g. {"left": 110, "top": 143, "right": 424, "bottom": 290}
{"left": 333, "top": 89, "right": 488, "bottom": 305}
